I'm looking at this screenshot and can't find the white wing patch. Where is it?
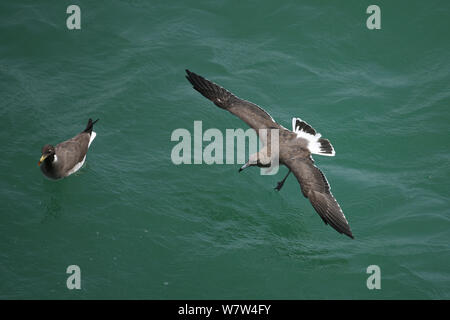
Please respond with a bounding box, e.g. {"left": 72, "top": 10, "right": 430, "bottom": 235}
{"left": 66, "top": 156, "right": 86, "bottom": 177}
{"left": 292, "top": 117, "right": 335, "bottom": 156}
{"left": 88, "top": 131, "right": 96, "bottom": 148}
{"left": 65, "top": 132, "right": 96, "bottom": 177}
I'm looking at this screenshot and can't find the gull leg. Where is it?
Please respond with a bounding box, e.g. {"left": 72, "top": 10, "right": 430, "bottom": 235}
{"left": 274, "top": 169, "right": 291, "bottom": 191}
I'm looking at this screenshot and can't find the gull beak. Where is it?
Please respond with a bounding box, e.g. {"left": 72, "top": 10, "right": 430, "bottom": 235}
{"left": 239, "top": 162, "right": 250, "bottom": 173}
{"left": 38, "top": 155, "right": 47, "bottom": 166}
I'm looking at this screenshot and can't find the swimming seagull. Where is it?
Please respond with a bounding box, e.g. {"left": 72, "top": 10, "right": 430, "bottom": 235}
{"left": 185, "top": 70, "right": 353, "bottom": 239}
{"left": 38, "top": 118, "right": 99, "bottom": 180}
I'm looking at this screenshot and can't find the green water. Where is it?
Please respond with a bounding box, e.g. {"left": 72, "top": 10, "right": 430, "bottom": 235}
{"left": 0, "top": 0, "right": 449, "bottom": 299}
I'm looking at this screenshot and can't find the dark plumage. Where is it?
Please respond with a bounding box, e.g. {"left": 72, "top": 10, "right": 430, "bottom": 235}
{"left": 38, "top": 119, "right": 98, "bottom": 180}
{"left": 185, "top": 70, "right": 353, "bottom": 239}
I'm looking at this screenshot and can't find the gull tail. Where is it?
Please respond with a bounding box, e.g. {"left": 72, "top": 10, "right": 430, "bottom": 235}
{"left": 185, "top": 69, "right": 235, "bottom": 109}
{"left": 314, "top": 138, "right": 335, "bottom": 156}
{"left": 84, "top": 118, "right": 99, "bottom": 148}
{"left": 83, "top": 118, "right": 99, "bottom": 135}
{"left": 292, "top": 117, "right": 335, "bottom": 156}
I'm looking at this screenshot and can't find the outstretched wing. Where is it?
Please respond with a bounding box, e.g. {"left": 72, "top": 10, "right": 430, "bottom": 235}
{"left": 185, "top": 70, "right": 282, "bottom": 142}
{"left": 285, "top": 156, "right": 354, "bottom": 239}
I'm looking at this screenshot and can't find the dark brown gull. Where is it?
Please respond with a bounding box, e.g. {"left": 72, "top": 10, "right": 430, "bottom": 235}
{"left": 185, "top": 70, "right": 353, "bottom": 239}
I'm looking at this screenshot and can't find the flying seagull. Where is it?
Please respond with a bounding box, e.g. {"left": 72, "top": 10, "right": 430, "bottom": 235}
{"left": 185, "top": 70, "right": 353, "bottom": 239}
{"left": 38, "top": 118, "right": 99, "bottom": 180}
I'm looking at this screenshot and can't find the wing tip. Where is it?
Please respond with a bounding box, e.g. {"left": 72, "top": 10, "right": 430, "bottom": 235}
{"left": 185, "top": 69, "right": 233, "bottom": 108}
{"left": 326, "top": 219, "right": 354, "bottom": 239}
{"left": 333, "top": 218, "right": 354, "bottom": 239}
{"left": 321, "top": 217, "right": 354, "bottom": 239}
{"left": 185, "top": 69, "right": 194, "bottom": 79}
{"left": 308, "top": 189, "right": 354, "bottom": 240}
